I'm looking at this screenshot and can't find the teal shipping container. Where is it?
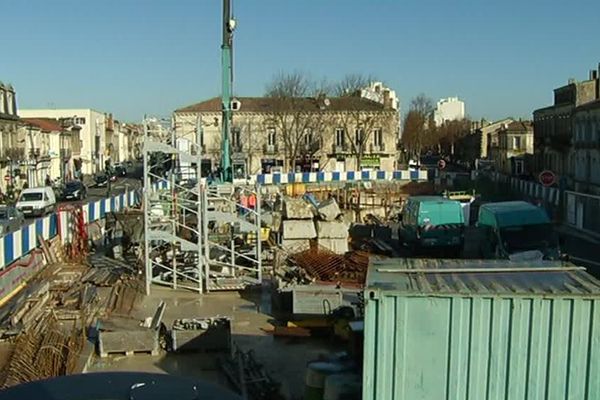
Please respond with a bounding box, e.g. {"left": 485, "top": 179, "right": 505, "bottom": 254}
{"left": 363, "top": 258, "right": 600, "bottom": 400}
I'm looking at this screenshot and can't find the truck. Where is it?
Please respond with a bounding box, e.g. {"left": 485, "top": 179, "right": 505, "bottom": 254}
{"left": 399, "top": 196, "right": 465, "bottom": 255}
{"left": 476, "top": 200, "right": 560, "bottom": 261}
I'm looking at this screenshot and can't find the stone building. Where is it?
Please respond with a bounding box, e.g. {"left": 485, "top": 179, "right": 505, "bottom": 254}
{"left": 571, "top": 100, "right": 600, "bottom": 194}
{"left": 19, "top": 108, "right": 108, "bottom": 176}
{"left": 489, "top": 121, "right": 534, "bottom": 176}
{"left": 19, "top": 118, "right": 81, "bottom": 185}
{"left": 0, "top": 82, "right": 21, "bottom": 191}
{"left": 533, "top": 65, "right": 600, "bottom": 184}
{"left": 173, "top": 94, "right": 400, "bottom": 176}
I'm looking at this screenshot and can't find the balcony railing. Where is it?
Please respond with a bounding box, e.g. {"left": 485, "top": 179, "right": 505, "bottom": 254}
{"left": 263, "top": 143, "right": 279, "bottom": 154}
{"left": 369, "top": 143, "right": 386, "bottom": 153}
{"left": 331, "top": 143, "right": 348, "bottom": 153}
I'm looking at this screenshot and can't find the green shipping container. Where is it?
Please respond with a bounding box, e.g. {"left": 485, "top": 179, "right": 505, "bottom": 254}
{"left": 363, "top": 258, "right": 600, "bottom": 400}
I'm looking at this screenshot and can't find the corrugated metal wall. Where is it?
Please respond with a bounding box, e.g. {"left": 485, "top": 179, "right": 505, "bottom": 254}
{"left": 364, "top": 294, "right": 600, "bottom": 400}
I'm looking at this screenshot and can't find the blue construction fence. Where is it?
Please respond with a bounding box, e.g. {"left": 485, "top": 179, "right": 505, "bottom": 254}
{"left": 255, "top": 169, "right": 427, "bottom": 185}
{"left": 0, "top": 189, "right": 141, "bottom": 271}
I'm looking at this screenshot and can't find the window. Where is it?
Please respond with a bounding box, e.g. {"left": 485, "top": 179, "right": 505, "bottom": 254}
{"left": 304, "top": 129, "right": 313, "bottom": 145}
{"left": 267, "top": 127, "right": 276, "bottom": 146}
{"left": 74, "top": 117, "right": 86, "bottom": 125}
{"left": 513, "top": 136, "right": 522, "bottom": 150}
{"left": 232, "top": 127, "right": 241, "bottom": 147}
{"left": 354, "top": 128, "right": 364, "bottom": 144}
{"left": 373, "top": 128, "right": 383, "bottom": 147}
{"left": 335, "top": 128, "right": 345, "bottom": 146}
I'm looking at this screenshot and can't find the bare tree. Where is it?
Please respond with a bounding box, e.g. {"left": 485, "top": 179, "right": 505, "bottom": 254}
{"left": 401, "top": 94, "right": 434, "bottom": 158}
{"left": 333, "top": 109, "right": 391, "bottom": 171}
{"left": 437, "top": 118, "right": 472, "bottom": 156}
{"left": 334, "top": 73, "right": 376, "bottom": 97}
{"left": 264, "top": 72, "right": 329, "bottom": 172}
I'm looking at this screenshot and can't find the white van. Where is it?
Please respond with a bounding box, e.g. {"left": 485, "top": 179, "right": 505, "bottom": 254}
{"left": 16, "top": 187, "right": 57, "bottom": 217}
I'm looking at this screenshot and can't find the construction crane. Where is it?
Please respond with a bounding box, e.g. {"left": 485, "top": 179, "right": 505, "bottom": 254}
{"left": 220, "top": 0, "right": 235, "bottom": 183}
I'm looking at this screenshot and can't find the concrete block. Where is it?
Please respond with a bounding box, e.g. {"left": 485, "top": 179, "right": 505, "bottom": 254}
{"left": 316, "top": 221, "right": 348, "bottom": 239}
{"left": 282, "top": 220, "right": 317, "bottom": 240}
{"left": 317, "top": 238, "right": 349, "bottom": 255}
{"left": 283, "top": 198, "right": 314, "bottom": 220}
{"left": 317, "top": 198, "right": 341, "bottom": 221}
{"left": 281, "top": 239, "right": 311, "bottom": 253}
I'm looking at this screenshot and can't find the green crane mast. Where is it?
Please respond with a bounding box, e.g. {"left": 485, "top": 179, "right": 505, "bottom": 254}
{"left": 220, "top": 0, "right": 235, "bottom": 182}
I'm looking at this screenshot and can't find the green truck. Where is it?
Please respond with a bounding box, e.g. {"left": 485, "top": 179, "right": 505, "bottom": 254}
{"left": 399, "top": 196, "right": 465, "bottom": 254}
{"left": 477, "top": 200, "right": 561, "bottom": 260}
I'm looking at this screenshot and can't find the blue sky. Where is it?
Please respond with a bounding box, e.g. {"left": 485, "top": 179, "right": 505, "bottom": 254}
{"left": 1, "top": 0, "right": 598, "bottom": 122}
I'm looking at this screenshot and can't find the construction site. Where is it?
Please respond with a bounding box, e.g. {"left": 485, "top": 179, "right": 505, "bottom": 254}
{"left": 0, "top": 2, "right": 599, "bottom": 400}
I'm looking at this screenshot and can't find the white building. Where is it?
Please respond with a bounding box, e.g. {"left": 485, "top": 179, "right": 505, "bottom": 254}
{"left": 359, "top": 82, "right": 400, "bottom": 111}
{"left": 19, "top": 109, "right": 107, "bottom": 175}
{"left": 434, "top": 97, "right": 465, "bottom": 127}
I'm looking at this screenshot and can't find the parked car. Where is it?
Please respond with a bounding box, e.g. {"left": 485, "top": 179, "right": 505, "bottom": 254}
{"left": 94, "top": 172, "right": 117, "bottom": 187}
{"left": 15, "top": 187, "right": 56, "bottom": 217}
{"left": 114, "top": 164, "right": 127, "bottom": 177}
{"left": 62, "top": 181, "right": 87, "bottom": 201}
{"left": 0, "top": 205, "right": 25, "bottom": 234}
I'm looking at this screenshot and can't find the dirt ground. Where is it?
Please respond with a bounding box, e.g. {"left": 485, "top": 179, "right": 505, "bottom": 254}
{"left": 86, "top": 284, "right": 344, "bottom": 400}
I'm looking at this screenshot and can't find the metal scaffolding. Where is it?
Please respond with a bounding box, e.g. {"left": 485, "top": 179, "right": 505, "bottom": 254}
{"left": 143, "top": 117, "right": 204, "bottom": 294}
{"left": 142, "top": 117, "right": 262, "bottom": 294}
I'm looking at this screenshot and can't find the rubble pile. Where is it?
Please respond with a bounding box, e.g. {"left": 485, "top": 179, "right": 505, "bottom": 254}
{"left": 279, "top": 196, "right": 349, "bottom": 255}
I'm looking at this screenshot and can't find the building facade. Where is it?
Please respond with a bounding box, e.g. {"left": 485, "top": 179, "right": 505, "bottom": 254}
{"left": 173, "top": 95, "right": 400, "bottom": 176}
{"left": 19, "top": 109, "right": 107, "bottom": 176}
{"left": 571, "top": 100, "right": 600, "bottom": 194}
{"left": 490, "top": 121, "right": 534, "bottom": 176}
{"left": 0, "top": 82, "right": 21, "bottom": 192}
{"left": 433, "top": 97, "right": 465, "bottom": 127}
{"left": 533, "top": 65, "right": 600, "bottom": 185}
{"left": 19, "top": 118, "right": 81, "bottom": 185}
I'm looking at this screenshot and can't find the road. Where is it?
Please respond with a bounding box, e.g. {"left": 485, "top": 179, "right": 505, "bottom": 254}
{"left": 23, "top": 176, "right": 142, "bottom": 223}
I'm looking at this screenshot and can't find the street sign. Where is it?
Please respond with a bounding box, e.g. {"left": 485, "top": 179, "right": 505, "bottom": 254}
{"left": 539, "top": 170, "right": 556, "bottom": 187}
{"left": 438, "top": 159, "right": 446, "bottom": 170}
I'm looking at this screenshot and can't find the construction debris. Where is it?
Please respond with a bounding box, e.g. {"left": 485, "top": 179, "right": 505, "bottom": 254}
{"left": 170, "top": 317, "right": 231, "bottom": 352}
{"left": 283, "top": 197, "right": 314, "bottom": 220}
{"left": 281, "top": 246, "right": 371, "bottom": 286}
{"left": 0, "top": 314, "right": 84, "bottom": 388}
{"left": 220, "top": 346, "right": 284, "bottom": 400}
{"left": 282, "top": 220, "right": 317, "bottom": 239}
{"left": 316, "top": 198, "right": 341, "bottom": 221}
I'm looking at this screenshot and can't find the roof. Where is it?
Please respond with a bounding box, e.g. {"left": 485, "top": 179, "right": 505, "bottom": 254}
{"left": 503, "top": 120, "right": 533, "bottom": 132}
{"left": 174, "top": 96, "right": 389, "bottom": 113}
{"left": 408, "top": 196, "right": 456, "bottom": 203}
{"left": 21, "top": 118, "right": 63, "bottom": 132}
{"left": 479, "top": 201, "right": 549, "bottom": 227}
{"left": 366, "top": 258, "right": 600, "bottom": 296}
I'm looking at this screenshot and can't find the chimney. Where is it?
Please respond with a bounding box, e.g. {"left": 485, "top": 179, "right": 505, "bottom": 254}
{"left": 383, "top": 90, "right": 392, "bottom": 109}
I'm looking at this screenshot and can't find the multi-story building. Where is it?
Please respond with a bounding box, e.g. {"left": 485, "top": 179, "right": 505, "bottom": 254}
{"left": 0, "top": 82, "right": 21, "bottom": 191}
{"left": 173, "top": 94, "right": 399, "bottom": 176}
{"left": 571, "top": 100, "right": 600, "bottom": 194}
{"left": 19, "top": 109, "right": 108, "bottom": 175}
{"left": 489, "top": 120, "right": 534, "bottom": 176}
{"left": 19, "top": 118, "right": 81, "bottom": 185}
{"left": 433, "top": 97, "right": 465, "bottom": 127}
{"left": 533, "top": 65, "right": 600, "bottom": 184}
